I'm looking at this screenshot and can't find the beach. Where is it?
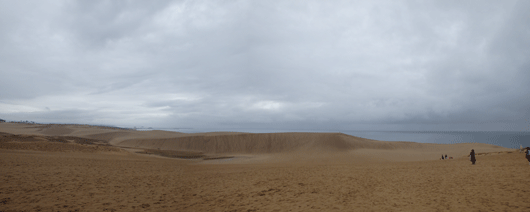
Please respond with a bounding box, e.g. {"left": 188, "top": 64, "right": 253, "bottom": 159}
{"left": 1, "top": 122, "right": 529, "bottom": 211}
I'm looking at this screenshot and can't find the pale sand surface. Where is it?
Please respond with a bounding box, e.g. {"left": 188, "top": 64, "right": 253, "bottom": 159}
{"left": 1, "top": 122, "right": 529, "bottom": 211}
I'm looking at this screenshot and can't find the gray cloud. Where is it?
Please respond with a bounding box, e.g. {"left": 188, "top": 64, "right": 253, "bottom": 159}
{"left": 1, "top": 0, "right": 529, "bottom": 131}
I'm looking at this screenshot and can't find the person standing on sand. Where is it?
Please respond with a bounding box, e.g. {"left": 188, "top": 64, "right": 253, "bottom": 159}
{"left": 441, "top": 154, "right": 444, "bottom": 160}
{"left": 445, "top": 154, "right": 448, "bottom": 159}
{"left": 469, "top": 149, "right": 476, "bottom": 165}
{"left": 525, "top": 147, "right": 530, "bottom": 165}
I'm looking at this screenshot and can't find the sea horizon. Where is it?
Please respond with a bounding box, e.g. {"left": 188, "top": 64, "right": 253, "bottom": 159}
{"left": 134, "top": 127, "right": 530, "bottom": 149}
{"left": 3, "top": 121, "right": 528, "bottom": 149}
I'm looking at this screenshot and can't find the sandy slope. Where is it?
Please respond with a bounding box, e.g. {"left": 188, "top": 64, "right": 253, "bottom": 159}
{"left": 1, "top": 122, "right": 528, "bottom": 211}
{"left": 0, "top": 123, "right": 512, "bottom": 161}
{"left": 1, "top": 149, "right": 529, "bottom": 212}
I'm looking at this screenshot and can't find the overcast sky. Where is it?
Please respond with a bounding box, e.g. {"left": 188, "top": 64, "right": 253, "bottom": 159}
{"left": 1, "top": 0, "right": 529, "bottom": 131}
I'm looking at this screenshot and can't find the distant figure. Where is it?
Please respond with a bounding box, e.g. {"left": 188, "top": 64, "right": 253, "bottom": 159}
{"left": 525, "top": 147, "right": 530, "bottom": 165}
{"left": 469, "top": 149, "right": 476, "bottom": 165}
{"left": 445, "top": 154, "right": 448, "bottom": 159}
{"left": 441, "top": 154, "right": 444, "bottom": 160}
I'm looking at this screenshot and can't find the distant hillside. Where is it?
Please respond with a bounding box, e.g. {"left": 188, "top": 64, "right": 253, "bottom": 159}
{"left": 116, "top": 133, "right": 423, "bottom": 154}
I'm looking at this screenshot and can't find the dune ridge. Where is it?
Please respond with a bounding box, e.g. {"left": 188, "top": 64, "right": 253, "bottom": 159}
{"left": 115, "top": 132, "right": 505, "bottom": 155}
{"left": 2, "top": 123, "right": 528, "bottom": 212}
{"left": 116, "top": 133, "right": 405, "bottom": 154}
{"left": 0, "top": 122, "right": 513, "bottom": 160}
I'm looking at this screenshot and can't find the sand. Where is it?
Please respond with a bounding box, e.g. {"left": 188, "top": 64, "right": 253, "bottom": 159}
{"left": 1, "top": 122, "right": 529, "bottom": 211}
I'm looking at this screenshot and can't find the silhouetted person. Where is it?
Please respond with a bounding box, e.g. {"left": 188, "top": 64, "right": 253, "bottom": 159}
{"left": 525, "top": 147, "right": 530, "bottom": 165}
{"left": 445, "top": 154, "right": 448, "bottom": 159}
{"left": 441, "top": 154, "right": 444, "bottom": 160}
{"left": 469, "top": 149, "right": 476, "bottom": 165}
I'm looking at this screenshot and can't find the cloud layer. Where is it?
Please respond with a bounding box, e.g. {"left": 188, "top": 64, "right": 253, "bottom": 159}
{"left": 1, "top": 0, "right": 529, "bottom": 131}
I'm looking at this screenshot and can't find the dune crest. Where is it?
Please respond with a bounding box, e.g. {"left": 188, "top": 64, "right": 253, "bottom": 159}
{"left": 0, "top": 123, "right": 514, "bottom": 160}
{"left": 115, "top": 132, "right": 464, "bottom": 154}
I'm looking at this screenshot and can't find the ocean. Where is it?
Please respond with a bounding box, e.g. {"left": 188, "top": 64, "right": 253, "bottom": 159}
{"left": 145, "top": 128, "right": 530, "bottom": 149}
{"left": 341, "top": 131, "right": 530, "bottom": 149}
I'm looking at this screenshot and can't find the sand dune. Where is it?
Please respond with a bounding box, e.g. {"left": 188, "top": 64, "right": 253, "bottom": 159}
{"left": 1, "top": 122, "right": 529, "bottom": 211}
{"left": 0, "top": 122, "right": 513, "bottom": 161}
{"left": 1, "top": 148, "right": 529, "bottom": 211}
{"left": 116, "top": 132, "right": 511, "bottom": 162}
{"left": 0, "top": 131, "right": 125, "bottom": 153}
{"left": 116, "top": 132, "right": 425, "bottom": 153}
